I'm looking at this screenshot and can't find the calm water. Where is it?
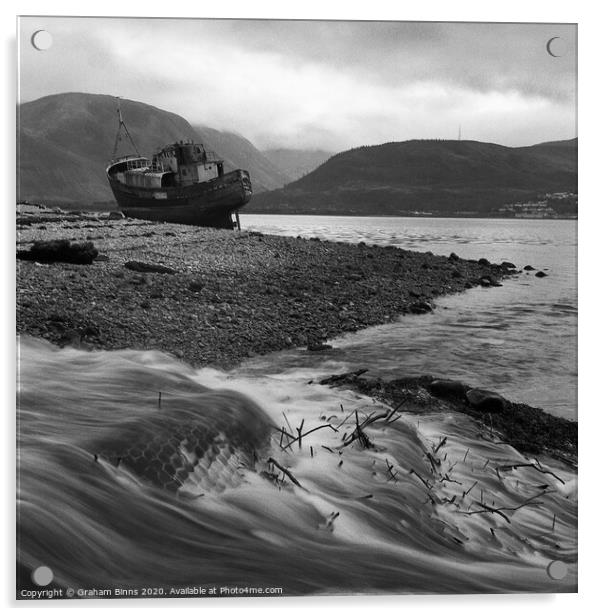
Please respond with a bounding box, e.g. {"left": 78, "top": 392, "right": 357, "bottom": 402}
{"left": 241, "top": 215, "right": 578, "bottom": 420}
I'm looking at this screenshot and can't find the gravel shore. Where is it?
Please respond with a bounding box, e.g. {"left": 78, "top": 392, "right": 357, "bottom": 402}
{"left": 17, "top": 210, "right": 516, "bottom": 368}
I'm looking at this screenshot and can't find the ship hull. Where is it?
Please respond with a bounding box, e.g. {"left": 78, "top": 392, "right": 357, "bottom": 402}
{"left": 107, "top": 169, "right": 252, "bottom": 229}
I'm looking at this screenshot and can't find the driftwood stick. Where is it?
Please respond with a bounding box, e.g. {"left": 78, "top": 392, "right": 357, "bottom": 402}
{"left": 434, "top": 436, "right": 448, "bottom": 455}
{"left": 463, "top": 480, "right": 478, "bottom": 498}
{"left": 410, "top": 468, "right": 432, "bottom": 490}
{"left": 282, "top": 411, "right": 294, "bottom": 434}
{"left": 334, "top": 407, "right": 356, "bottom": 430}
{"left": 496, "top": 461, "right": 565, "bottom": 484}
{"left": 459, "top": 490, "right": 550, "bottom": 523}
{"left": 267, "top": 457, "right": 305, "bottom": 490}
{"left": 282, "top": 423, "right": 339, "bottom": 451}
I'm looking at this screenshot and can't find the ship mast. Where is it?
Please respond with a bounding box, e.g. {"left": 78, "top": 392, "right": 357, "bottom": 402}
{"left": 111, "top": 97, "right": 140, "bottom": 159}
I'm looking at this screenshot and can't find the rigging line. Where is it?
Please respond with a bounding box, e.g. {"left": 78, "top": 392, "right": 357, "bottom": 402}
{"left": 112, "top": 97, "right": 141, "bottom": 159}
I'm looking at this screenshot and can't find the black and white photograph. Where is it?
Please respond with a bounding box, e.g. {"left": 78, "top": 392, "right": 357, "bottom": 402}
{"left": 15, "top": 13, "right": 577, "bottom": 600}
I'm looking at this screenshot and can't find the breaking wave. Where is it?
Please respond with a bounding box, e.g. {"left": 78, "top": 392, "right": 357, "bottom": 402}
{"left": 17, "top": 336, "right": 577, "bottom": 596}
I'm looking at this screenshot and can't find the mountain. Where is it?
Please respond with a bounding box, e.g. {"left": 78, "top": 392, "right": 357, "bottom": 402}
{"left": 194, "top": 126, "right": 292, "bottom": 190}
{"left": 17, "top": 92, "right": 289, "bottom": 206}
{"left": 262, "top": 148, "right": 334, "bottom": 181}
{"left": 248, "top": 138, "right": 577, "bottom": 216}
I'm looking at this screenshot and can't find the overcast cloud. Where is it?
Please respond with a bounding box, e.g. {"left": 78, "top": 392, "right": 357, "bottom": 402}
{"left": 18, "top": 17, "right": 577, "bottom": 151}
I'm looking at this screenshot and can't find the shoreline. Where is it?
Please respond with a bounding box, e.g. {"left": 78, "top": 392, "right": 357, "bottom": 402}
{"left": 17, "top": 209, "right": 517, "bottom": 368}
{"left": 16, "top": 209, "right": 576, "bottom": 464}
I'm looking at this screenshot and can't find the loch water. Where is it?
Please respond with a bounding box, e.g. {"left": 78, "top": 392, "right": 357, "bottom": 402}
{"left": 242, "top": 215, "right": 578, "bottom": 420}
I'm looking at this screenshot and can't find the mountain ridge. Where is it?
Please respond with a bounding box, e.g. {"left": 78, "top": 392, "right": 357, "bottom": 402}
{"left": 248, "top": 137, "right": 577, "bottom": 216}
{"left": 17, "top": 92, "right": 290, "bottom": 206}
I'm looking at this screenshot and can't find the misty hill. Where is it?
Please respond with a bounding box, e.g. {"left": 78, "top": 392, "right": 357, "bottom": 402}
{"left": 262, "top": 148, "right": 334, "bottom": 181}
{"left": 194, "top": 126, "right": 292, "bottom": 189}
{"left": 248, "top": 138, "right": 577, "bottom": 216}
{"left": 18, "top": 92, "right": 289, "bottom": 206}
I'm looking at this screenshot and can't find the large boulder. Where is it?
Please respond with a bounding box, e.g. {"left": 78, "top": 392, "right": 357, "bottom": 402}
{"left": 429, "top": 379, "right": 469, "bottom": 400}
{"left": 466, "top": 388, "right": 506, "bottom": 413}
{"left": 17, "top": 239, "right": 98, "bottom": 265}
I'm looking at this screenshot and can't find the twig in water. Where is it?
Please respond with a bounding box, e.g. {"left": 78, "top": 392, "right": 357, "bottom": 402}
{"left": 282, "top": 411, "right": 293, "bottom": 434}
{"left": 463, "top": 448, "right": 470, "bottom": 463}
{"left": 158, "top": 391, "right": 162, "bottom": 408}
{"left": 267, "top": 457, "right": 306, "bottom": 490}
{"left": 281, "top": 423, "right": 339, "bottom": 451}
{"left": 434, "top": 436, "right": 448, "bottom": 455}
{"left": 296, "top": 418, "right": 305, "bottom": 450}
{"left": 385, "top": 458, "right": 398, "bottom": 482}
{"left": 459, "top": 490, "right": 550, "bottom": 524}
{"left": 334, "top": 406, "right": 356, "bottom": 429}
{"left": 463, "top": 480, "right": 478, "bottom": 498}
{"left": 496, "top": 461, "right": 565, "bottom": 485}
{"left": 410, "top": 468, "right": 432, "bottom": 490}
{"left": 440, "top": 474, "right": 461, "bottom": 485}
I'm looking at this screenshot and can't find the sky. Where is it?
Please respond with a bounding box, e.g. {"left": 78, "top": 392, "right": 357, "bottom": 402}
{"left": 18, "top": 17, "right": 577, "bottom": 152}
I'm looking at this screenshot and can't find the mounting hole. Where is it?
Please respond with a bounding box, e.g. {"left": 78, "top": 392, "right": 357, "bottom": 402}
{"left": 31, "top": 30, "right": 53, "bottom": 51}
{"left": 546, "top": 560, "right": 568, "bottom": 580}
{"left": 31, "top": 566, "right": 54, "bottom": 586}
{"left": 546, "top": 36, "right": 567, "bottom": 58}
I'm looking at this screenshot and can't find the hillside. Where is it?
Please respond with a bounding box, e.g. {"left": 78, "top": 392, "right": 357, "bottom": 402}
{"left": 262, "top": 148, "right": 334, "bottom": 181}
{"left": 194, "top": 126, "right": 292, "bottom": 190}
{"left": 248, "top": 138, "right": 577, "bottom": 216}
{"left": 17, "top": 93, "right": 289, "bottom": 206}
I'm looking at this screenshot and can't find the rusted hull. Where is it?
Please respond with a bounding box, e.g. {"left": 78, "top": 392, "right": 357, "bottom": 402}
{"left": 107, "top": 169, "right": 252, "bottom": 229}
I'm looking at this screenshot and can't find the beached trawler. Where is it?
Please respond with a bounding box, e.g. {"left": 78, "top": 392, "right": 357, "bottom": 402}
{"left": 106, "top": 105, "right": 252, "bottom": 228}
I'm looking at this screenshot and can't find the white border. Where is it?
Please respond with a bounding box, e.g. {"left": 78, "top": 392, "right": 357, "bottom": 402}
{"left": 3, "top": 1, "right": 596, "bottom": 613}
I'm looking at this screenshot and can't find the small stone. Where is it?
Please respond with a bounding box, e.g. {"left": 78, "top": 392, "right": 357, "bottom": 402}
{"left": 448, "top": 252, "right": 460, "bottom": 261}
{"left": 478, "top": 258, "right": 490, "bottom": 266}
{"left": 108, "top": 211, "right": 126, "bottom": 220}
{"left": 524, "top": 265, "right": 535, "bottom": 271}
{"left": 188, "top": 280, "right": 205, "bottom": 292}
{"left": 535, "top": 271, "right": 548, "bottom": 278}
{"left": 409, "top": 301, "right": 434, "bottom": 314}
{"left": 125, "top": 261, "right": 176, "bottom": 274}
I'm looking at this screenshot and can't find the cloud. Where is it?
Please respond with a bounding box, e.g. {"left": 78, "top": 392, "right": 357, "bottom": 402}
{"left": 18, "top": 17, "right": 577, "bottom": 151}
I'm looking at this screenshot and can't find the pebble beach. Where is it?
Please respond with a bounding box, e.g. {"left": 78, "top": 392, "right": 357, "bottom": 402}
{"left": 17, "top": 208, "right": 515, "bottom": 368}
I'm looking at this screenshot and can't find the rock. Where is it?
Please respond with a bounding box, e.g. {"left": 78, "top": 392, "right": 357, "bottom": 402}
{"left": 535, "top": 271, "right": 548, "bottom": 278}
{"left": 188, "top": 280, "right": 205, "bottom": 292}
{"left": 307, "top": 342, "right": 333, "bottom": 351}
{"left": 524, "top": 265, "right": 535, "bottom": 271}
{"left": 501, "top": 261, "right": 517, "bottom": 269}
{"left": 409, "top": 301, "right": 434, "bottom": 314}
{"left": 479, "top": 277, "right": 491, "bottom": 287}
{"left": 466, "top": 388, "right": 505, "bottom": 413}
{"left": 451, "top": 268, "right": 463, "bottom": 278}
{"left": 124, "top": 261, "right": 176, "bottom": 274}
{"left": 429, "top": 379, "right": 469, "bottom": 400}
{"left": 17, "top": 239, "right": 98, "bottom": 265}
{"left": 448, "top": 252, "right": 460, "bottom": 261}
{"left": 108, "top": 211, "right": 126, "bottom": 220}
{"left": 95, "top": 254, "right": 110, "bottom": 262}
{"left": 478, "top": 258, "right": 490, "bottom": 266}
